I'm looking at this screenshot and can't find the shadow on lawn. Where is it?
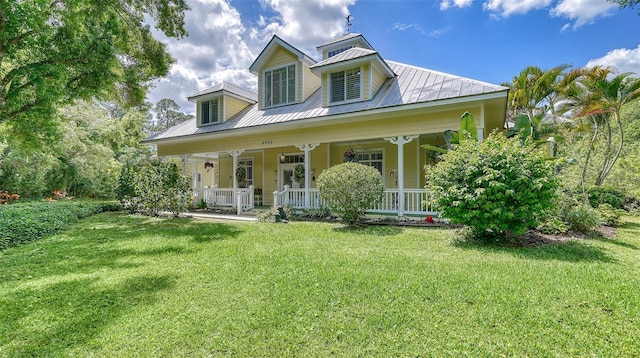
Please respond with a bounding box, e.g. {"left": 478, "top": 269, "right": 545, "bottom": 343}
{"left": 0, "top": 274, "right": 176, "bottom": 356}
{"left": 0, "top": 213, "right": 244, "bottom": 284}
{"left": 333, "top": 225, "right": 405, "bottom": 236}
{"left": 453, "top": 240, "right": 615, "bottom": 263}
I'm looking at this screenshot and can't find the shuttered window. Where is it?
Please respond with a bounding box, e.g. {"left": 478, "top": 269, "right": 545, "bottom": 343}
{"left": 330, "top": 67, "right": 361, "bottom": 104}
{"left": 264, "top": 64, "right": 296, "bottom": 107}
{"left": 200, "top": 98, "right": 220, "bottom": 125}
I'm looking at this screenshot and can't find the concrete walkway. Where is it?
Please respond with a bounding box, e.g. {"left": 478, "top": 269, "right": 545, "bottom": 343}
{"left": 185, "top": 211, "right": 257, "bottom": 222}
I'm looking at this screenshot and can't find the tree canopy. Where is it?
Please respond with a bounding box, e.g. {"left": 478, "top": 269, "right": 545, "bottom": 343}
{"left": 0, "top": 0, "right": 189, "bottom": 146}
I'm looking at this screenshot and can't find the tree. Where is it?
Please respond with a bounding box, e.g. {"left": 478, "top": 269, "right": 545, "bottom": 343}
{"left": 0, "top": 0, "right": 189, "bottom": 147}
{"left": 149, "top": 98, "right": 192, "bottom": 133}
{"left": 608, "top": 0, "right": 640, "bottom": 13}
{"left": 563, "top": 66, "right": 640, "bottom": 190}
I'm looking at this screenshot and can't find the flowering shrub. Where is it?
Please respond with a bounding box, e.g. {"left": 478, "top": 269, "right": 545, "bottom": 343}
{"left": 0, "top": 190, "right": 19, "bottom": 204}
{"left": 317, "top": 162, "right": 383, "bottom": 226}
{"left": 427, "top": 131, "right": 558, "bottom": 238}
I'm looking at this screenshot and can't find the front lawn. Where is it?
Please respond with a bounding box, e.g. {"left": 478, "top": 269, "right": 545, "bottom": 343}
{"left": 1, "top": 213, "right": 639, "bottom": 356}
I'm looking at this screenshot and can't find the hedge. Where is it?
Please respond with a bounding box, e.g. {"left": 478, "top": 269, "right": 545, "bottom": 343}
{"left": 0, "top": 201, "right": 122, "bottom": 250}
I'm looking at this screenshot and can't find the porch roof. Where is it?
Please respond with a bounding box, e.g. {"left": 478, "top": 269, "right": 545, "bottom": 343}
{"left": 144, "top": 61, "right": 508, "bottom": 143}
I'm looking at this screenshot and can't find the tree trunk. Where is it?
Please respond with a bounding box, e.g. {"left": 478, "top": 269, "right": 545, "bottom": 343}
{"left": 582, "top": 116, "right": 598, "bottom": 205}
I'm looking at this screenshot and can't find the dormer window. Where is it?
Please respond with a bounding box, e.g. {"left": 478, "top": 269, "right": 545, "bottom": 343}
{"left": 330, "top": 67, "right": 361, "bottom": 104}
{"left": 264, "top": 64, "right": 296, "bottom": 107}
{"left": 200, "top": 98, "right": 220, "bottom": 125}
{"left": 327, "top": 47, "right": 350, "bottom": 58}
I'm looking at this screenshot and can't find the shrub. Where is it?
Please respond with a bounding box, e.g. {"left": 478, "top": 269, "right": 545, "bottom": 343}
{"left": 0, "top": 201, "right": 116, "bottom": 250}
{"left": 116, "top": 159, "right": 192, "bottom": 217}
{"left": 597, "top": 203, "right": 622, "bottom": 227}
{"left": 563, "top": 204, "right": 600, "bottom": 233}
{"left": 317, "top": 162, "right": 384, "bottom": 226}
{"left": 588, "top": 186, "right": 626, "bottom": 209}
{"left": 427, "top": 131, "right": 559, "bottom": 238}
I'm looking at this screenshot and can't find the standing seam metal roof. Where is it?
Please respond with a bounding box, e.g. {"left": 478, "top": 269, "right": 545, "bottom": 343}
{"left": 145, "top": 60, "right": 508, "bottom": 142}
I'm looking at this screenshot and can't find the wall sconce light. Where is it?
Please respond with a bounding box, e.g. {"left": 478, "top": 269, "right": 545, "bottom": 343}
{"left": 390, "top": 169, "right": 397, "bottom": 178}
{"left": 280, "top": 152, "right": 286, "bottom": 163}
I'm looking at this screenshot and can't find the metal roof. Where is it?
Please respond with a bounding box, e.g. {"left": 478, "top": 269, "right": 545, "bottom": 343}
{"left": 187, "top": 82, "right": 257, "bottom": 103}
{"left": 145, "top": 60, "right": 508, "bottom": 143}
{"left": 310, "top": 47, "right": 377, "bottom": 68}
{"left": 316, "top": 33, "right": 373, "bottom": 51}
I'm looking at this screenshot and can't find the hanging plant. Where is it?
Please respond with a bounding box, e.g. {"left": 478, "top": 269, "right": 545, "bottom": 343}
{"left": 235, "top": 167, "right": 246, "bottom": 182}
{"left": 204, "top": 162, "right": 214, "bottom": 170}
{"left": 343, "top": 148, "right": 357, "bottom": 162}
{"left": 294, "top": 164, "right": 305, "bottom": 183}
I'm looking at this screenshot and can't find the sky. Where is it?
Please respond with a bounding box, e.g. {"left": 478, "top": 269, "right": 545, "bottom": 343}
{"left": 147, "top": 0, "right": 640, "bottom": 114}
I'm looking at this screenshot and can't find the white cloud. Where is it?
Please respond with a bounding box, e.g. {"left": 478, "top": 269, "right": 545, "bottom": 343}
{"left": 586, "top": 45, "right": 640, "bottom": 77}
{"left": 440, "top": 0, "right": 473, "bottom": 10}
{"left": 482, "top": 0, "right": 552, "bottom": 17}
{"left": 550, "top": 0, "right": 616, "bottom": 29}
{"left": 147, "top": 0, "right": 353, "bottom": 113}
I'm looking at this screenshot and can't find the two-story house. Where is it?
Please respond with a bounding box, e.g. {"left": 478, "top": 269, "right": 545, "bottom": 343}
{"left": 143, "top": 33, "right": 509, "bottom": 217}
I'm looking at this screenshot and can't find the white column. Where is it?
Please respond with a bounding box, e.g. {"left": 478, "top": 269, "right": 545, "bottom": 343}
{"left": 227, "top": 150, "right": 244, "bottom": 208}
{"left": 296, "top": 143, "right": 319, "bottom": 208}
{"left": 182, "top": 155, "right": 188, "bottom": 176}
{"left": 192, "top": 158, "right": 198, "bottom": 189}
{"left": 478, "top": 104, "right": 485, "bottom": 142}
{"left": 384, "top": 135, "right": 419, "bottom": 218}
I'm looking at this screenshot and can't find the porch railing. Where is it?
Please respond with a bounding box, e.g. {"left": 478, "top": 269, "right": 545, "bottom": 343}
{"left": 273, "top": 187, "right": 435, "bottom": 215}
{"left": 193, "top": 186, "right": 254, "bottom": 212}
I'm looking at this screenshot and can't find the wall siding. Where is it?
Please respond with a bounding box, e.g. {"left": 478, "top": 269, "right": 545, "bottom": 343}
{"left": 224, "top": 97, "right": 250, "bottom": 122}
{"left": 372, "top": 66, "right": 386, "bottom": 98}
{"left": 304, "top": 65, "right": 321, "bottom": 101}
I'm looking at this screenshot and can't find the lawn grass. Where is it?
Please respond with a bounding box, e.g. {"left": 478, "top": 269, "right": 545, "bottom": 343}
{"left": 1, "top": 213, "right": 639, "bottom": 356}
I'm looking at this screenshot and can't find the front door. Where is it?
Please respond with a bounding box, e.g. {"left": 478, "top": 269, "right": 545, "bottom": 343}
{"left": 279, "top": 163, "right": 303, "bottom": 190}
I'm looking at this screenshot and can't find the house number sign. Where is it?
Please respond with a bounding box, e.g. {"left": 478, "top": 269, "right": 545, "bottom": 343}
{"left": 261, "top": 140, "right": 272, "bottom": 145}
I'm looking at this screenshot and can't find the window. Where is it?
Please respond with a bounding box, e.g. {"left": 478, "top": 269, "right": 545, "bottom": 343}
{"left": 200, "top": 98, "right": 220, "bottom": 125}
{"left": 264, "top": 64, "right": 296, "bottom": 107}
{"left": 238, "top": 158, "right": 253, "bottom": 188}
{"left": 330, "top": 67, "right": 361, "bottom": 103}
{"left": 328, "top": 47, "right": 350, "bottom": 58}
{"left": 356, "top": 151, "right": 383, "bottom": 175}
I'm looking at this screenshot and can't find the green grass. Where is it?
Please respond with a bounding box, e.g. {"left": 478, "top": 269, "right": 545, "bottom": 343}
{"left": 1, "top": 213, "right": 639, "bottom": 356}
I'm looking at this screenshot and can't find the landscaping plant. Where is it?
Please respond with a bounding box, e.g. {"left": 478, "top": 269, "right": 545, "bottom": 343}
{"left": 317, "top": 162, "right": 383, "bottom": 226}
{"left": 427, "top": 131, "right": 559, "bottom": 239}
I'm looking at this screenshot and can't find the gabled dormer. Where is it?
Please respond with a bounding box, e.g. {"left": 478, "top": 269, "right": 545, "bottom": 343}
{"left": 249, "top": 35, "right": 320, "bottom": 110}
{"left": 316, "top": 33, "right": 374, "bottom": 60}
{"left": 188, "top": 82, "right": 257, "bottom": 127}
{"left": 311, "top": 34, "right": 395, "bottom": 107}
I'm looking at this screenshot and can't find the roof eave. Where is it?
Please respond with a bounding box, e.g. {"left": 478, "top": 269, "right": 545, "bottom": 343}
{"left": 143, "top": 90, "right": 508, "bottom": 146}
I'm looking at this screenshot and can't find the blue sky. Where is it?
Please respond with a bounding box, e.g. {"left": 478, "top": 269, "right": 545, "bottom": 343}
{"left": 148, "top": 0, "right": 640, "bottom": 114}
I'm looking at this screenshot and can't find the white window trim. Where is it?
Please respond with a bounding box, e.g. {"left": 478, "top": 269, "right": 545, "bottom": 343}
{"left": 237, "top": 156, "right": 254, "bottom": 188}
{"left": 356, "top": 148, "right": 385, "bottom": 185}
{"left": 199, "top": 96, "right": 223, "bottom": 126}
{"left": 328, "top": 65, "right": 363, "bottom": 106}
{"left": 263, "top": 61, "right": 297, "bottom": 109}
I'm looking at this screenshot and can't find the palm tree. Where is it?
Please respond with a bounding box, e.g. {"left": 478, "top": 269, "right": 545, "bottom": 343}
{"left": 565, "top": 66, "right": 640, "bottom": 187}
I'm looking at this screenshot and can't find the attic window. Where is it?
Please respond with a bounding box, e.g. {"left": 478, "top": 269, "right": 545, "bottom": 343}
{"left": 330, "top": 67, "right": 361, "bottom": 103}
{"left": 200, "top": 98, "right": 220, "bottom": 125}
{"left": 328, "top": 47, "right": 350, "bottom": 58}
{"left": 264, "top": 64, "right": 296, "bottom": 107}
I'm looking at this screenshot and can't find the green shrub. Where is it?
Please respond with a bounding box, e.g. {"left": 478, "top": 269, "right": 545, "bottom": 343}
{"left": 588, "top": 186, "right": 626, "bottom": 209}
{"left": 427, "top": 131, "right": 559, "bottom": 238}
{"left": 117, "top": 159, "right": 192, "bottom": 217}
{"left": 317, "top": 162, "right": 384, "bottom": 226}
{"left": 0, "top": 201, "right": 115, "bottom": 250}
{"left": 563, "top": 204, "right": 600, "bottom": 233}
{"left": 597, "top": 203, "right": 622, "bottom": 227}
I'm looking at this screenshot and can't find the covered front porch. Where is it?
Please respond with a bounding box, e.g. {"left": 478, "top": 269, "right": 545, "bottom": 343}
{"left": 173, "top": 133, "right": 448, "bottom": 218}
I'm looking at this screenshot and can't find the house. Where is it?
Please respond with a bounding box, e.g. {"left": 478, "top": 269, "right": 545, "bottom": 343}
{"left": 143, "top": 33, "right": 509, "bottom": 217}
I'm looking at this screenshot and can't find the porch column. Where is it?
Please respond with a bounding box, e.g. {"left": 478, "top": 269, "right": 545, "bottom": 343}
{"left": 182, "top": 155, "right": 188, "bottom": 176}
{"left": 296, "top": 143, "right": 319, "bottom": 208}
{"left": 384, "top": 135, "right": 419, "bottom": 218}
{"left": 227, "top": 150, "right": 245, "bottom": 208}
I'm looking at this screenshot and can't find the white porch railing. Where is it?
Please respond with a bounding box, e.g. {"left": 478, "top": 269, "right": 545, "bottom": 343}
{"left": 193, "top": 186, "right": 254, "bottom": 212}
{"left": 273, "top": 187, "right": 436, "bottom": 215}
